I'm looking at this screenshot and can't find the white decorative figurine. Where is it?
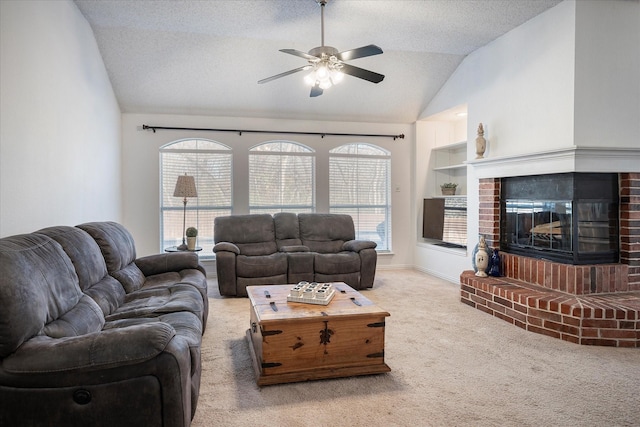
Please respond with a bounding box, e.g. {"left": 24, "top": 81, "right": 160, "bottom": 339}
{"left": 475, "top": 123, "right": 486, "bottom": 159}
{"left": 474, "top": 235, "right": 489, "bottom": 277}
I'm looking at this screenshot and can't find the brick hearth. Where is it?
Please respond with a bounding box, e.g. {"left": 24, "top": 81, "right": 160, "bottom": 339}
{"left": 461, "top": 270, "right": 640, "bottom": 347}
{"left": 461, "top": 173, "right": 640, "bottom": 347}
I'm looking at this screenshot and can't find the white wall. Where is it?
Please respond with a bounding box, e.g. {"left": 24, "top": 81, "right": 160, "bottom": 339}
{"left": 121, "top": 113, "right": 414, "bottom": 269}
{"left": 414, "top": 0, "right": 576, "bottom": 281}
{"left": 413, "top": 0, "right": 640, "bottom": 282}
{"left": 574, "top": 0, "right": 640, "bottom": 148}
{"left": 422, "top": 0, "right": 577, "bottom": 157}
{"left": 0, "top": 0, "right": 121, "bottom": 237}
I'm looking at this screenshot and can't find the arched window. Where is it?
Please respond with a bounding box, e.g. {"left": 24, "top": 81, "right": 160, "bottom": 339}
{"left": 160, "top": 139, "right": 232, "bottom": 255}
{"left": 249, "top": 141, "right": 315, "bottom": 214}
{"left": 329, "top": 143, "right": 391, "bottom": 251}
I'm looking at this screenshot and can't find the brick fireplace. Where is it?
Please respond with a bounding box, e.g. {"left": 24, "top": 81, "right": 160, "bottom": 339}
{"left": 461, "top": 173, "right": 640, "bottom": 347}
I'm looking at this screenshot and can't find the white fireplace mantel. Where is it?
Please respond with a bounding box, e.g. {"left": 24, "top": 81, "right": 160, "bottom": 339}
{"left": 466, "top": 146, "right": 640, "bottom": 178}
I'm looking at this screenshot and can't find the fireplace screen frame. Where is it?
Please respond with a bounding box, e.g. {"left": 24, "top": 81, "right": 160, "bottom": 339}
{"left": 500, "top": 173, "right": 619, "bottom": 265}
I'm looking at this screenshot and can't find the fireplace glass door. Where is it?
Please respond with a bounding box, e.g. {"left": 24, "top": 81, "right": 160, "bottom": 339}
{"left": 500, "top": 173, "right": 618, "bottom": 265}
{"left": 504, "top": 200, "right": 573, "bottom": 253}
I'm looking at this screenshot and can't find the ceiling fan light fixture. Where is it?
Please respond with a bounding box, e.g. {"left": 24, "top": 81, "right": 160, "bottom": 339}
{"left": 316, "top": 64, "right": 329, "bottom": 80}
{"left": 319, "top": 79, "right": 333, "bottom": 90}
{"left": 258, "top": 0, "right": 384, "bottom": 97}
{"left": 304, "top": 63, "right": 343, "bottom": 90}
{"left": 330, "top": 69, "right": 344, "bottom": 84}
{"left": 304, "top": 73, "right": 316, "bottom": 86}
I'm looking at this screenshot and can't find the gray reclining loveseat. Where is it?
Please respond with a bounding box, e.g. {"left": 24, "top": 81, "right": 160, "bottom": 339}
{"left": 0, "top": 221, "right": 207, "bottom": 427}
{"left": 213, "top": 213, "right": 377, "bottom": 297}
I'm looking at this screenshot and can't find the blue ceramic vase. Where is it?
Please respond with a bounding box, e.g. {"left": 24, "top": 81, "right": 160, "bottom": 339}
{"left": 489, "top": 248, "right": 501, "bottom": 277}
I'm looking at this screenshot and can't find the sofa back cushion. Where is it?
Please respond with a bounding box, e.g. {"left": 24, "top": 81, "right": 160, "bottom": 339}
{"left": 298, "top": 214, "right": 356, "bottom": 253}
{"left": 36, "top": 226, "right": 126, "bottom": 315}
{"left": 0, "top": 234, "right": 100, "bottom": 358}
{"left": 274, "top": 212, "right": 303, "bottom": 249}
{"left": 215, "top": 214, "right": 277, "bottom": 256}
{"left": 42, "top": 294, "right": 105, "bottom": 338}
{"left": 77, "top": 222, "right": 146, "bottom": 293}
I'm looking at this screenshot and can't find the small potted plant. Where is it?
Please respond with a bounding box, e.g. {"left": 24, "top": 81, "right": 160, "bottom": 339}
{"left": 186, "top": 227, "right": 198, "bottom": 250}
{"left": 440, "top": 183, "right": 458, "bottom": 196}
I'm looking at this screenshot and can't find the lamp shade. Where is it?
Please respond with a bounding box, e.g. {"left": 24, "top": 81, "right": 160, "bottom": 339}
{"left": 173, "top": 174, "right": 197, "bottom": 198}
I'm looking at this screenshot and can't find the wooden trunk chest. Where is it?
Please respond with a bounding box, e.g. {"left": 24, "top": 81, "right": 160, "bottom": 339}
{"left": 246, "top": 283, "right": 390, "bottom": 386}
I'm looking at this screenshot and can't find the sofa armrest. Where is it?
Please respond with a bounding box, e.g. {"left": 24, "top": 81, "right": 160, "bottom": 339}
{"left": 135, "top": 252, "right": 200, "bottom": 276}
{"left": 213, "top": 242, "right": 240, "bottom": 255}
{"left": 343, "top": 240, "right": 377, "bottom": 252}
{"left": 2, "top": 323, "right": 176, "bottom": 374}
{"left": 279, "top": 245, "right": 310, "bottom": 253}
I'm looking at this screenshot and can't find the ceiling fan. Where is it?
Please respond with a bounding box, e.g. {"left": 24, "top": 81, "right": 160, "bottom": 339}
{"left": 258, "top": 0, "right": 384, "bottom": 97}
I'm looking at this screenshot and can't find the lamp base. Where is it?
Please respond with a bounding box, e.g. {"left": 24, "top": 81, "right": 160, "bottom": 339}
{"left": 177, "top": 239, "right": 188, "bottom": 251}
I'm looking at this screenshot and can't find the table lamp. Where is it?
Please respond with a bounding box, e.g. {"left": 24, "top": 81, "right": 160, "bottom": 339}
{"left": 173, "top": 173, "right": 198, "bottom": 250}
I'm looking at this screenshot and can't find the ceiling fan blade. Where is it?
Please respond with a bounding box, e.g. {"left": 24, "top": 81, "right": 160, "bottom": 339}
{"left": 340, "top": 63, "right": 385, "bottom": 84}
{"left": 336, "top": 44, "right": 383, "bottom": 61}
{"left": 310, "top": 83, "right": 323, "bottom": 97}
{"left": 280, "top": 49, "right": 318, "bottom": 61}
{"left": 258, "top": 66, "right": 311, "bottom": 84}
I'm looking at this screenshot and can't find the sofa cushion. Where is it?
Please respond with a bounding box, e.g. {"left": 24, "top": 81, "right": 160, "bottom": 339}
{"left": 43, "top": 295, "right": 105, "bottom": 338}
{"left": 314, "top": 252, "right": 361, "bottom": 274}
{"left": 104, "top": 311, "right": 202, "bottom": 375}
{"left": 107, "top": 284, "right": 204, "bottom": 323}
{"left": 83, "top": 275, "right": 125, "bottom": 317}
{"left": 236, "top": 253, "right": 288, "bottom": 278}
{"left": 215, "top": 214, "right": 277, "bottom": 256}
{"left": 2, "top": 322, "right": 176, "bottom": 373}
{"left": 36, "top": 226, "right": 126, "bottom": 315}
{"left": 274, "top": 212, "right": 303, "bottom": 249}
{"left": 36, "top": 226, "right": 108, "bottom": 290}
{"left": 286, "top": 252, "right": 315, "bottom": 284}
{"left": 237, "top": 275, "right": 288, "bottom": 294}
{"left": 111, "top": 263, "right": 146, "bottom": 293}
{"left": 78, "top": 222, "right": 149, "bottom": 292}
{"left": 0, "top": 234, "right": 84, "bottom": 358}
{"left": 298, "top": 213, "right": 356, "bottom": 253}
{"left": 77, "top": 221, "right": 137, "bottom": 273}
{"left": 279, "top": 245, "right": 309, "bottom": 252}
{"left": 236, "top": 241, "right": 278, "bottom": 257}
{"left": 287, "top": 252, "right": 314, "bottom": 274}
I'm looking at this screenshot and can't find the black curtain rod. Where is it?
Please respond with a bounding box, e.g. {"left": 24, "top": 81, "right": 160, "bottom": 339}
{"left": 142, "top": 124, "right": 404, "bottom": 140}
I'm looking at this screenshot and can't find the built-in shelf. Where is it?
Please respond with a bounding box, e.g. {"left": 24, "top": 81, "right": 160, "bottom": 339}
{"left": 432, "top": 140, "right": 467, "bottom": 151}
{"left": 432, "top": 141, "right": 467, "bottom": 197}
{"left": 432, "top": 194, "right": 467, "bottom": 199}
{"left": 417, "top": 105, "right": 469, "bottom": 277}
{"left": 433, "top": 164, "right": 466, "bottom": 171}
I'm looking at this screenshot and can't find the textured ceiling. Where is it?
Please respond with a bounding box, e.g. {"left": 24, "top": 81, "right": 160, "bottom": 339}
{"left": 75, "top": 0, "right": 562, "bottom": 123}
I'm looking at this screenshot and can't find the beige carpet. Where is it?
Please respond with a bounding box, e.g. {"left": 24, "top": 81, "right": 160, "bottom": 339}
{"left": 192, "top": 269, "right": 639, "bottom": 427}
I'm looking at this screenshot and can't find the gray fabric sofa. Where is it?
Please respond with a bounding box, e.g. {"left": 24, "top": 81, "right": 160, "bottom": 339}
{"left": 213, "top": 213, "right": 377, "bottom": 296}
{"left": 0, "top": 221, "right": 207, "bottom": 427}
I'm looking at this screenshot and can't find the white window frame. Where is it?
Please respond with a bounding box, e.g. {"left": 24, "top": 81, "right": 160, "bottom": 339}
{"left": 159, "top": 139, "right": 232, "bottom": 257}
{"left": 329, "top": 143, "right": 392, "bottom": 251}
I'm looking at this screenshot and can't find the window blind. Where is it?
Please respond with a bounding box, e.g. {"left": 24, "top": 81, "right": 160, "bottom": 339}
{"left": 249, "top": 141, "right": 315, "bottom": 214}
{"left": 160, "top": 140, "right": 232, "bottom": 255}
{"left": 330, "top": 143, "right": 392, "bottom": 251}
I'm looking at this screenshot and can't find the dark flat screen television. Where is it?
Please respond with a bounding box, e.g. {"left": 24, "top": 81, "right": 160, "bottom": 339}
{"left": 423, "top": 198, "right": 467, "bottom": 249}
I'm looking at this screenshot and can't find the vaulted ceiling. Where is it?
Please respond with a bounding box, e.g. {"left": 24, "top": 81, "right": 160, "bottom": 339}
{"left": 75, "top": 0, "right": 562, "bottom": 123}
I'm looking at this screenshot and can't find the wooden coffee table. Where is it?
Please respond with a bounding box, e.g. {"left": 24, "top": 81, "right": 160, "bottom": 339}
{"left": 246, "top": 283, "right": 390, "bottom": 386}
